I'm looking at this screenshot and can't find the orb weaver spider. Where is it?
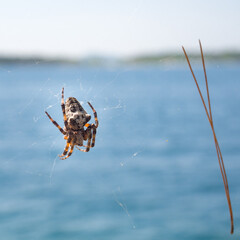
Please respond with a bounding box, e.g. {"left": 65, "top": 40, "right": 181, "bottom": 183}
{"left": 45, "top": 87, "right": 99, "bottom": 160}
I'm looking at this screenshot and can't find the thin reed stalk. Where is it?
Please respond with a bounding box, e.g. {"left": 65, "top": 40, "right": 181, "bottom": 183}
{"left": 182, "top": 40, "right": 234, "bottom": 234}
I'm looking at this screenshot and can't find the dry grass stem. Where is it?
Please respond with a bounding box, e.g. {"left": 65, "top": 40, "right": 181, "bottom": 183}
{"left": 182, "top": 40, "right": 234, "bottom": 234}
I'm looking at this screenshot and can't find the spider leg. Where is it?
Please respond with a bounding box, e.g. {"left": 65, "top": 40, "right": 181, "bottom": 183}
{"left": 60, "top": 143, "right": 75, "bottom": 160}
{"left": 83, "top": 124, "right": 97, "bottom": 148}
{"left": 61, "top": 87, "right": 69, "bottom": 130}
{"left": 88, "top": 102, "right": 99, "bottom": 128}
{"left": 59, "top": 135, "right": 72, "bottom": 157}
{"left": 76, "top": 146, "right": 85, "bottom": 151}
{"left": 76, "top": 145, "right": 87, "bottom": 148}
{"left": 45, "top": 111, "right": 66, "bottom": 135}
{"left": 91, "top": 125, "right": 97, "bottom": 147}
{"left": 83, "top": 125, "right": 91, "bottom": 141}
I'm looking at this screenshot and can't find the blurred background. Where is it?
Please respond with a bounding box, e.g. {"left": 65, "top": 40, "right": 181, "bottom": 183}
{"left": 0, "top": 0, "right": 240, "bottom": 239}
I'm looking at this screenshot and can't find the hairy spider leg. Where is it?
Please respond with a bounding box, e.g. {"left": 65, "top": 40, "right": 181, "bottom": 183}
{"left": 86, "top": 102, "right": 98, "bottom": 148}
{"left": 91, "top": 124, "right": 97, "bottom": 147}
{"left": 59, "top": 135, "right": 72, "bottom": 157}
{"left": 60, "top": 140, "right": 76, "bottom": 160}
{"left": 82, "top": 123, "right": 96, "bottom": 148}
{"left": 88, "top": 102, "right": 99, "bottom": 128}
{"left": 61, "top": 87, "right": 69, "bottom": 130}
{"left": 84, "top": 126, "right": 92, "bottom": 152}
{"left": 45, "top": 111, "right": 66, "bottom": 135}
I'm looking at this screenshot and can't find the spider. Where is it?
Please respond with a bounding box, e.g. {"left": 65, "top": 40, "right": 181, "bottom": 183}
{"left": 45, "top": 87, "right": 99, "bottom": 160}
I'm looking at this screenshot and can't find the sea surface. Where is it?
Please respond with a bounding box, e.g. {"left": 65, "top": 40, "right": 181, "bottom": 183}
{"left": 0, "top": 62, "right": 240, "bottom": 239}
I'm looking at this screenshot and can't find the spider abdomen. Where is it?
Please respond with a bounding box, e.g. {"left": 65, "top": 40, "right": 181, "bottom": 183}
{"left": 65, "top": 97, "right": 91, "bottom": 131}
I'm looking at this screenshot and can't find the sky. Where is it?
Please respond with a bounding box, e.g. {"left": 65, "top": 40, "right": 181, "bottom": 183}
{"left": 0, "top": 0, "right": 239, "bottom": 57}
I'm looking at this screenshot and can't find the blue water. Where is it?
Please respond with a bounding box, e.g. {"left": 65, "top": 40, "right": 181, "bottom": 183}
{"left": 0, "top": 62, "right": 240, "bottom": 239}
